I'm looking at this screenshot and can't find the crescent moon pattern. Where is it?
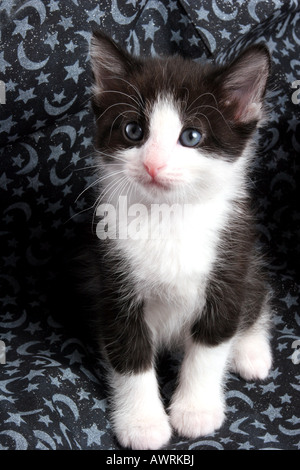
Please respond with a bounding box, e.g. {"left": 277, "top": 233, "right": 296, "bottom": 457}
{"left": 212, "top": 0, "right": 238, "bottom": 21}
{"left": 229, "top": 417, "right": 249, "bottom": 436}
{"left": 247, "top": 0, "right": 267, "bottom": 23}
{"left": 16, "top": 0, "right": 47, "bottom": 25}
{"left": 4, "top": 202, "right": 32, "bottom": 221}
{"left": 189, "top": 440, "right": 224, "bottom": 450}
{"left": 0, "top": 0, "right": 299, "bottom": 452}
{"left": 50, "top": 165, "right": 72, "bottom": 186}
{"left": 51, "top": 126, "right": 77, "bottom": 147}
{"left": 226, "top": 390, "right": 254, "bottom": 408}
{"left": 0, "top": 310, "right": 26, "bottom": 329}
{"left": 111, "top": 0, "right": 138, "bottom": 25}
{"left": 44, "top": 96, "right": 77, "bottom": 116}
{"left": 16, "top": 341, "right": 42, "bottom": 356}
{"left": 0, "top": 431, "right": 28, "bottom": 450}
{"left": 53, "top": 394, "right": 80, "bottom": 421}
{"left": 26, "top": 246, "right": 51, "bottom": 266}
{"left": 16, "top": 143, "right": 38, "bottom": 175}
{"left": 33, "top": 430, "right": 57, "bottom": 450}
{"left": 144, "top": 0, "right": 168, "bottom": 25}
{"left": 17, "top": 42, "right": 49, "bottom": 70}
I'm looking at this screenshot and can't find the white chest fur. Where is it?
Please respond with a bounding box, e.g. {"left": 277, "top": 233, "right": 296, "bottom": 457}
{"left": 113, "top": 196, "right": 231, "bottom": 345}
{"left": 119, "top": 198, "right": 227, "bottom": 285}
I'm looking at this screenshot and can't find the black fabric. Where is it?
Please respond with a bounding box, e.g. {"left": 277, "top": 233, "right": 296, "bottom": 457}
{"left": 0, "top": 0, "right": 299, "bottom": 450}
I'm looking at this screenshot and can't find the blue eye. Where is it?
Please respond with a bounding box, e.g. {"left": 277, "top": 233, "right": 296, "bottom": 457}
{"left": 179, "top": 129, "right": 202, "bottom": 147}
{"left": 124, "top": 122, "right": 143, "bottom": 142}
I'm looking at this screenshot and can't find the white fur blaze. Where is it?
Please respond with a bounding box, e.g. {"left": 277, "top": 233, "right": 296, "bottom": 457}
{"left": 110, "top": 369, "right": 172, "bottom": 450}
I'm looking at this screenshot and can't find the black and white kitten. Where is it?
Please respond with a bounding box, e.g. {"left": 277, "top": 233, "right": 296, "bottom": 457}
{"left": 86, "top": 31, "right": 272, "bottom": 450}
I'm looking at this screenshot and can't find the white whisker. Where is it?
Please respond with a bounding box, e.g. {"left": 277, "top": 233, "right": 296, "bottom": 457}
{"left": 92, "top": 86, "right": 143, "bottom": 109}
{"left": 95, "top": 150, "right": 128, "bottom": 164}
{"left": 110, "top": 76, "right": 144, "bottom": 108}
{"left": 91, "top": 175, "right": 127, "bottom": 229}
{"left": 191, "top": 113, "right": 217, "bottom": 140}
{"left": 186, "top": 92, "right": 219, "bottom": 112}
{"left": 191, "top": 104, "right": 232, "bottom": 132}
{"left": 96, "top": 102, "right": 140, "bottom": 123}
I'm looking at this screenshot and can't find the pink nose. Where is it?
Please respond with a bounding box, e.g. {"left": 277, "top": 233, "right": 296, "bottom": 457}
{"left": 144, "top": 163, "right": 166, "bottom": 179}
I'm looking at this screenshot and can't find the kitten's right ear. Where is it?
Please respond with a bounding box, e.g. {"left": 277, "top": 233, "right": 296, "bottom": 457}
{"left": 90, "top": 31, "right": 137, "bottom": 92}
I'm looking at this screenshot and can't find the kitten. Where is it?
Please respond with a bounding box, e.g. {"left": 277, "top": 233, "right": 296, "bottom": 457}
{"left": 86, "top": 31, "right": 272, "bottom": 450}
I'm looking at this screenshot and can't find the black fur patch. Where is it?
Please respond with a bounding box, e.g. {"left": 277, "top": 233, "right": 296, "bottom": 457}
{"left": 191, "top": 200, "right": 269, "bottom": 346}
{"left": 80, "top": 240, "right": 154, "bottom": 374}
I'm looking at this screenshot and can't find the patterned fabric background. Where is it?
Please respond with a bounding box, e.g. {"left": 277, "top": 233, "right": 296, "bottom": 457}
{"left": 0, "top": 0, "right": 299, "bottom": 450}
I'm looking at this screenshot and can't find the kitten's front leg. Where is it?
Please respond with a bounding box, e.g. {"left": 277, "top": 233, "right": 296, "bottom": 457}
{"left": 102, "top": 295, "right": 171, "bottom": 450}
{"left": 169, "top": 339, "right": 231, "bottom": 438}
{"left": 110, "top": 368, "right": 172, "bottom": 450}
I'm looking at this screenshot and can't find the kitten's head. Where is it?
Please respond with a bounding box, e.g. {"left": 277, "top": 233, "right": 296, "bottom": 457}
{"left": 90, "top": 31, "right": 270, "bottom": 205}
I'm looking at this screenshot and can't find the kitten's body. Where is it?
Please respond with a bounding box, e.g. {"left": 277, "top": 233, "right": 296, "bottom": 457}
{"left": 86, "top": 32, "right": 272, "bottom": 449}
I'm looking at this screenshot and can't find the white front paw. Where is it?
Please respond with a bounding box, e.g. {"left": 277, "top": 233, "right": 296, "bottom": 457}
{"left": 169, "top": 400, "right": 225, "bottom": 438}
{"left": 232, "top": 336, "right": 272, "bottom": 381}
{"left": 114, "top": 412, "right": 172, "bottom": 450}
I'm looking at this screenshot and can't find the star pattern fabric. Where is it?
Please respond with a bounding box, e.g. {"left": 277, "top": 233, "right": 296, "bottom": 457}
{"left": 0, "top": 0, "right": 300, "bottom": 450}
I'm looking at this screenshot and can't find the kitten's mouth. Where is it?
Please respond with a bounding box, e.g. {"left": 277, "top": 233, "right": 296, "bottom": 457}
{"left": 145, "top": 178, "right": 171, "bottom": 190}
{"left": 132, "top": 170, "right": 177, "bottom": 192}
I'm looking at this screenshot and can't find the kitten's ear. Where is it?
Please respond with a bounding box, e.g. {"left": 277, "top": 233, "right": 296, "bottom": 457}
{"left": 90, "top": 31, "right": 138, "bottom": 92}
{"left": 219, "top": 44, "right": 271, "bottom": 123}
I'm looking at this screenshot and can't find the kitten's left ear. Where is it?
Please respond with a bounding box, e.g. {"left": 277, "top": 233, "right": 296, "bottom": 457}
{"left": 219, "top": 44, "right": 271, "bottom": 124}
{"left": 90, "top": 31, "right": 140, "bottom": 93}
